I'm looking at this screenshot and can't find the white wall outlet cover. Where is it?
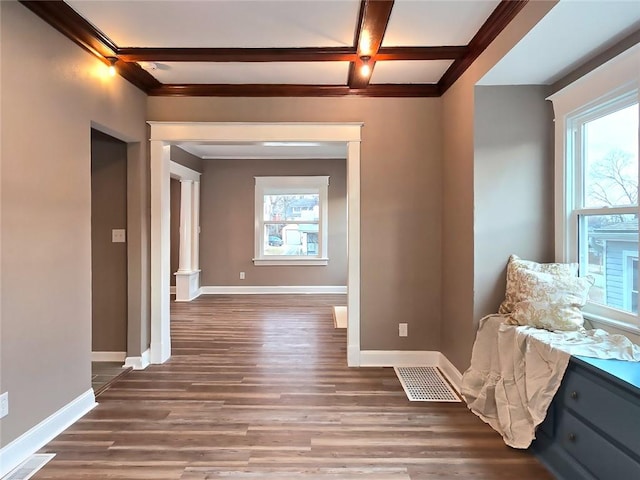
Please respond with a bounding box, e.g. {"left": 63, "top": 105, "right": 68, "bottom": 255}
{"left": 0, "top": 392, "right": 8, "bottom": 418}
{"left": 112, "top": 229, "right": 126, "bottom": 243}
{"left": 399, "top": 323, "right": 408, "bottom": 337}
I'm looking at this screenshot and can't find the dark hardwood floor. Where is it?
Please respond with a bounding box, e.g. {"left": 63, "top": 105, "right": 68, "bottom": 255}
{"left": 35, "top": 294, "right": 553, "bottom": 479}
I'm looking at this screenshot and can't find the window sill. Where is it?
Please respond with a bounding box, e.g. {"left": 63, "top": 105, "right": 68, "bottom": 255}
{"left": 583, "top": 311, "right": 640, "bottom": 336}
{"left": 253, "top": 258, "right": 329, "bottom": 266}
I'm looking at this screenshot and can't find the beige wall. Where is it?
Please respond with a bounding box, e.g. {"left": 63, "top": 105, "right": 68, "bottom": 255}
{"left": 91, "top": 130, "right": 128, "bottom": 352}
{"left": 441, "top": 1, "right": 558, "bottom": 371}
{"left": 170, "top": 145, "right": 204, "bottom": 173}
{"left": 147, "top": 97, "right": 443, "bottom": 350}
{"left": 0, "top": 2, "right": 148, "bottom": 446}
{"left": 200, "top": 158, "right": 347, "bottom": 286}
{"left": 473, "top": 86, "right": 554, "bottom": 321}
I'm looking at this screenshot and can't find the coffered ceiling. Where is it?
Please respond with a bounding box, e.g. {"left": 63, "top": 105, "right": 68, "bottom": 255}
{"left": 20, "top": 0, "right": 527, "bottom": 97}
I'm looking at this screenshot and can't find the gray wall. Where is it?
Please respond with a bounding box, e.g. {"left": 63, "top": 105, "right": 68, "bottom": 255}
{"left": 148, "top": 96, "right": 443, "bottom": 351}
{"left": 200, "top": 158, "right": 347, "bottom": 286}
{"left": 91, "top": 130, "right": 128, "bottom": 352}
{"left": 0, "top": 2, "right": 148, "bottom": 447}
{"left": 441, "top": 1, "right": 557, "bottom": 372}
{"left": 473, "top": 86, "right": 554, "bottom": 321}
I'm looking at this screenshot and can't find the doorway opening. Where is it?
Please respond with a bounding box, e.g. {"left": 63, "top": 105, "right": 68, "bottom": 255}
{"left": 148, "top": 122, "right": 363, "bottom": 366}
{"left": 90, "top": 129, "right": 129, "bottom": 390}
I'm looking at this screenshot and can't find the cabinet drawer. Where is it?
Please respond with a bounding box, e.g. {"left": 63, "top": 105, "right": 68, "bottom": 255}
{"left": 559, "top": 412, "right": 640, "bottom": 479}
{"left": 562, "top": 369, "right": 640, "bottom": 453}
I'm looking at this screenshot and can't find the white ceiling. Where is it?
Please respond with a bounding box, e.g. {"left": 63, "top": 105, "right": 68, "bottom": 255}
{"left": 479, "top": 0, "right": 640, "bottom": 85}
{"left": 67, "top": 0, "right": 361, "bottom": 48}
{"left": 177, "top": 142, "right": 348, "bottom": 160}
{"left": 383, "top": 0, "right": 500, "bottom": 46}
{"left": 371, "top": 59, "right": 455, "bottom": 84}
{"left": 147, "top": 61, "right": 351, "bottom": 85}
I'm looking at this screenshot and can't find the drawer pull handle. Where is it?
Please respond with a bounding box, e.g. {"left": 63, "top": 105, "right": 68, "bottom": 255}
{"left": 568, "top": 433, "right": 576, "bottom": 442}
{"left": 570, "top": 391, "right": 579, "bottom": 400}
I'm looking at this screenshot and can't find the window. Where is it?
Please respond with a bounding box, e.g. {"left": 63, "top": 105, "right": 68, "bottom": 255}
{"left": 561, "top": 91, "right": 639, "bottom": 329}
{"left": 254, "top": 176, "right": 329, "bottom": 266}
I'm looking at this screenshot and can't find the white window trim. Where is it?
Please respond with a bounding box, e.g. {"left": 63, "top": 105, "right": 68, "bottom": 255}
{"left": 622, "top": 251, "right": 638, "bottom": 312}
{"left": 549, "top": 43, "right": 640, "bottom": 334}
{"left": 253, "top": 176, "right": 329, "bottom": 266}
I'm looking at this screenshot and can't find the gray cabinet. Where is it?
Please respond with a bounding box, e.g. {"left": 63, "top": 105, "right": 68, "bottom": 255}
{"left": 532, "top": 356, "right": 640, "bottom": 479}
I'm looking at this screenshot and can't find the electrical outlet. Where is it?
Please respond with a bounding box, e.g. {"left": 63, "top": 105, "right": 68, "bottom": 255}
{"left": 239, "top": 272, "right": 245, "bottom": 280}
{"left": 112, "top": 229, "right": 126, "bottom": 243}
{"left": 0, "top": 392, "right": 8, "bottom": 419}
{"left": 399, "top": 323, "right": 408, "bottom": 337}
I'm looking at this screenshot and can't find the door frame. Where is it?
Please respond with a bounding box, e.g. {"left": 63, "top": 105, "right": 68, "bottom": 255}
{"left": 148, "top": 122, "right": 363, "bottom": 366}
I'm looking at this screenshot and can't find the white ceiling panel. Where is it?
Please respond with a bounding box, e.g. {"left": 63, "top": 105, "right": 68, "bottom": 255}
{"left": 370, "top": 60, "right": 454, "bottom": 84}
{"left": 479, "top": 0, "right": 640, "bottom": 85}
{"left": 146, "top": 62, "right": 349, "bottom": 84}
{"left": 382, "top": 0, "right": 500, "bottom": 47}
{"left": 66, "top": 0, "right": 361, "bottom": 48}
{"left": 176, "top": 142, "right": 347, "bottom": 160}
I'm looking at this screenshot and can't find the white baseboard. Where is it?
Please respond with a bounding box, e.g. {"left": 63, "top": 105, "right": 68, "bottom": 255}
{"left": 200, "top": 285, "right": 347, "bottom": 295}
{"left": 123, "top": 348, "right": 150, "bottom": 370}
{"left": 358, "top": 350, "right": 441, "bottom": 367}
{"left": 437, "top": 353, "right": 463, "bottom": 394}
{"left": 91, "top": 351, "right": 126, "bottom": 362}
{"left": 357, "top": 350, "right": 462, "bottom": 393}
{"left": 0, "top": 389, "right": 96, "bottom": 478}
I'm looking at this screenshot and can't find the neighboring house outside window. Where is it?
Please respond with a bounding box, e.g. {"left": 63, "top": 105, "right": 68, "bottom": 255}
{"left": 254, "top": 176, "right": 329, "bottom": 266}
{"left": 550, "top": 46, "right": 639, "bottom": 333}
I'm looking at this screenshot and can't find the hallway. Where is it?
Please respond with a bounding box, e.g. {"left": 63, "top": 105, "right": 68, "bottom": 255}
{"left": 34, "top": 295, "right": 552, "bottom": 479}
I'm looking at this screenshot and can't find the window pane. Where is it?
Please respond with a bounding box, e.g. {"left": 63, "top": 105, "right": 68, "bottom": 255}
{"left": 583, "top": 103, "right": 639, "bottom": 208}
{"left": 264, "top": 194, "right": 319, "bottom": 221}
{"left": 263, "top": 224, "right": 319, "bottom": 256}
{"left": 581, "top": 214, "right": 638, "bottom": 313}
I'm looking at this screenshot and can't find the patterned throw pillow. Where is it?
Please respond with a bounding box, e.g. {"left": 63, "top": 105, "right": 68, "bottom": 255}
{"left": 498, "top": 255, "right": 579, "bottom": 314}
{"left": 509, "top": 270, "right": 594, "bottom": 331}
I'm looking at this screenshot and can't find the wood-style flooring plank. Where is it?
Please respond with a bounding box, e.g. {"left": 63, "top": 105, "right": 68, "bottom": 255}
{"left": 33, "top": 294, "right": 553, "bottom": 480}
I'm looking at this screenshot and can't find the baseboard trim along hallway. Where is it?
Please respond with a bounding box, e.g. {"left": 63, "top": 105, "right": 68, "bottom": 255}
{"left": 0, "top": 389, "right": 96, "bottom": 478}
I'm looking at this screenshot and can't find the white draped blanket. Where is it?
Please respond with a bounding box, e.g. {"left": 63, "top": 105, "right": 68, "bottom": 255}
{"left": 460, "top": 315, "right": 640, "bottom": 449}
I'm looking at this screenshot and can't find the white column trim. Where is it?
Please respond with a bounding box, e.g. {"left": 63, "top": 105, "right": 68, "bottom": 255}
{"left": 149, "top": 122, "right": 363, "bottom": 366}
{"left": 150, "top": 141, "right": 171, "bottom": 364}
{"left": 177, "top": 179, "right": 193, "bottom": 273}
{"left": 191, "top": 181, "right": 200, "bottom": 272}
{"left": 347, "top": 140, "right": 361, "bottom": 366}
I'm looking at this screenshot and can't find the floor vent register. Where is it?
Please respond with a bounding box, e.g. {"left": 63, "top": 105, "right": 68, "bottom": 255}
{"left": 394, "top": 366, "right": 460, "bottom": 402}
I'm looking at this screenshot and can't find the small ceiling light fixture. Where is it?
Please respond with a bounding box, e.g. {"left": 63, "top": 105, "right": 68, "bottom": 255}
{"left": 106, "top": 57, "right": 117, "bottom": 77}
{"left": 360, "top": 55, "right": 371, "bottom": 77}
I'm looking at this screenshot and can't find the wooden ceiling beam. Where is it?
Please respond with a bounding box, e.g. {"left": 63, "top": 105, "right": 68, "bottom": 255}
{"left": 149, "top": 83, "right": 439, "bottom": 98}
{"left": 118, "top": 46, "right": 467, "bottom": 63}
{"left": 376, "top": 46, "right": 468, "bottom": 61}
{"left": 348, "top": 0, "right": 394, "bottom": 89}
{"left": 118, "top": 47, "right": 356, "bottom": 63}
